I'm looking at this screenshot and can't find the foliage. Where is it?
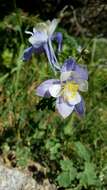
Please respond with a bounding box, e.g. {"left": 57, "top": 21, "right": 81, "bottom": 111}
{"left": 57, "top": 160, "right": 77, "bottom": 187}
{"left": 77, "top": 162, "right": 99, "bottom": 187}
{"left": 0, "top": 9, "right": 107, "bottom": 190}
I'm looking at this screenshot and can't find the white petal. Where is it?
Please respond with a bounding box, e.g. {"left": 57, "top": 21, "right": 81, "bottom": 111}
{"left": 49, "top": 84, "right": 61, "bottom": 97}
{"left": 36, "top": 23, "right": 47, "bottom": 31}
{"left": 48, "top": 19, "right": 59, "bottom": 36}
{"left": 68, "top": 92, "right": 81, "bottom": 105}
{"left": 33, "top": 28, "right": 37, "bottom": 34}
{"left": 56, "top": 97, "right": 74, "bottom": 118}
{"left": 60, "top": 71, "right": 74, "bottom": 82}
{"left": 78, "top": 80, "right": 88, "bottom": 92}
{"left": 25, "top": 31, "right": 33, "bottom": 35}
{"left": 28, "top": 32, "right": 48, "bottom": 46}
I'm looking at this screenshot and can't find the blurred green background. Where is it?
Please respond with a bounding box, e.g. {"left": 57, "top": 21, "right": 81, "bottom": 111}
{"left": 0, "top": 1, "right": 107, "bottom": 190}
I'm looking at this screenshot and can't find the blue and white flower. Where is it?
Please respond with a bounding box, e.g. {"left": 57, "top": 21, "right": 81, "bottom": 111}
{"left": 36, "top": 58, "right": 88, "bottom": 118}
{"left": 22, "top": 19, "right": 62, "bottom": 71}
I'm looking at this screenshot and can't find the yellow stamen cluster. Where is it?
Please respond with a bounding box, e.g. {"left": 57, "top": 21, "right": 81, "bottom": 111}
{"left": 62, "top": 81, "right": 79, "bottom": 101}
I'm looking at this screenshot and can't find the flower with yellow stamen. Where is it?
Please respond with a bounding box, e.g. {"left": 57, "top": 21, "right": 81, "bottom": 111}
{"left": 62, "top": 81, "right": 79, "bottom": 101}
{"left": 36, "top": 58, "right": 88, "bottom": 118}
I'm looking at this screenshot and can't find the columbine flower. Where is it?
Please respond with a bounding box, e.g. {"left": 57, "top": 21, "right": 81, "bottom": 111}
{"left": 22, "top": 19, "right": 62, "bottom": 71}
{"left": 36, "top": 58, "right": 88, "bottom": 118}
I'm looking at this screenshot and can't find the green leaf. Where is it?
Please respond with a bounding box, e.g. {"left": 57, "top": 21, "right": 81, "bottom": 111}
{"left": 78, "top": 162, "right": 98, "bottom": 186}
{"left": 57, "top": 160, "right": 77, "bottom": 187}
{"left": 74, "top": 141, "right": 90, "bottom": 161}
{"left": 60, "top": 160, "right": 73, "bottom": 171}
{"left": 45, "top": 139, "right": 61, "bottom": 160}
{"left": 63, "top": 124, "right": 74, "bottom": 135}
{"left": 16, "top": 146, "right": 31, "bottom": 167}
{"left": 57, "top": 171, "right": 72, "bottom": 188}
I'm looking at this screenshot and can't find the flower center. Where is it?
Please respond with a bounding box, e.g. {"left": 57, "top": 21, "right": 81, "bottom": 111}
{"left": 62, "top": 81, "right": 79, "bottom": 101}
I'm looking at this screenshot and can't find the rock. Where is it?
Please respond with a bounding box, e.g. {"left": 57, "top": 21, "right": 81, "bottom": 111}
{"left": 0, "top": 163, "right": 37, "bottom": 190}
{"left": 0, "top": 161, "right": 56, "bottom": 190}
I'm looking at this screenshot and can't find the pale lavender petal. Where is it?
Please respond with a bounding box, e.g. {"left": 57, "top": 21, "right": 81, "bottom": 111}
{"left": 56, "top": 97, "right": 74, "bottom": 118}
{"left": 61, "top": 58, "right": 88, "bottom": 80}
{"left": 75, "top": 64, "right": 88, "bottom": 80}
{"left": 61, "top": 58, "right": 76, "bottom": 72}
{"left": 36, "top": 79, "right": 60, "bottom": 97}
{"left": 74, "top": 98, "right": 85, "bottom": 116}
{"left": 29, "top": 31, "right": 48, "bottom": 46}
{"left": 52, "top": 32, "right": 63, "bottom": 52}
{"left": 22, "top": 46, "right": 33, "bottom": 61}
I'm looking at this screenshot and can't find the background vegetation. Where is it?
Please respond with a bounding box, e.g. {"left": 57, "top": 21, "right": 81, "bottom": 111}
{"left": 0, "top": 2, "right": 107, "bottom": 190}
